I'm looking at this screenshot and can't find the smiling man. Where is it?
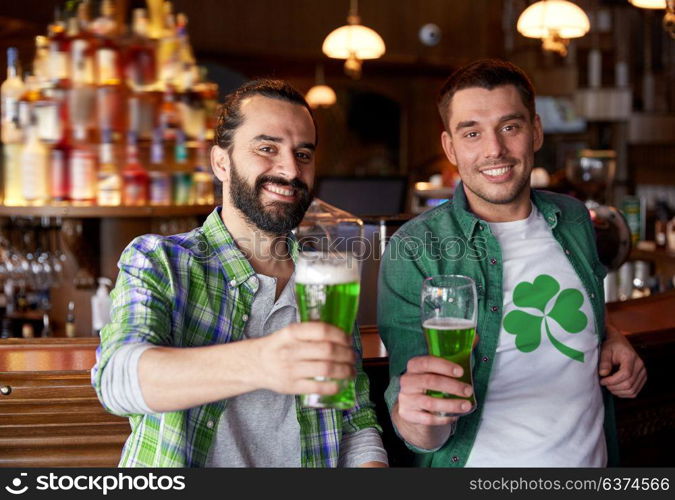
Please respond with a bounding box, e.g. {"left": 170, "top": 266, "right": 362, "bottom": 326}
{"left": 92, "top": 80, "right": 387, "bottom": 468}
{"left": 377, "top": 60, "right": 645, "bottom": 467}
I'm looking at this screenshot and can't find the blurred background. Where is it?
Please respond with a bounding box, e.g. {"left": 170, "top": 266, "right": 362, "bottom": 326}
{"left": 0, "top": 0, "right": 673, "bottom": 334}
{"left": 0, "top": 0, "right": 674, "bottom": 469}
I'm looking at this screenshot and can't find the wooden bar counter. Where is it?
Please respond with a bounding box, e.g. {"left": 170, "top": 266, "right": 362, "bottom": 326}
{"left": 1, "top": 291, "right": 674, "bottom": 467}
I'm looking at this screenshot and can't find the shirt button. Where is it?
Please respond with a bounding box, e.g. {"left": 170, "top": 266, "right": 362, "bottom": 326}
{"left": 478, "top": 224, "right": 484, "bottom": 231}
{"left": 490, "top": 258, "right": 497, "bottom": 265}
{"left": 206, "top": 420, "right": 215, "bottom": 429}
{"left": 451, "top": 456, "right": 460, "bottom": 463}
{"left": 564, "top": 249, "right": 571, "bottom": 255}
{"left": 482, "top": 356, "right": 489, "bottom": 362}
{"left": 229, "top": 279, "right": 237, "bottom": 287}
{"left": 491, "top": 305, "right": 498, "bottom": 312}
{"left": 242, "top": 314, "right": 249, "bottom": 322}
{"left": 590, "top": 293, "right": 595, "bottom": 299}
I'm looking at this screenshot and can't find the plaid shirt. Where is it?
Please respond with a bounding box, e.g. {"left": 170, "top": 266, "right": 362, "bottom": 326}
{"left": 91, "top": 208, "right": 381, "bottom": 467}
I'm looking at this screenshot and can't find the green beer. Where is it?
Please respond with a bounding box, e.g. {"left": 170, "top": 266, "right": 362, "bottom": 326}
{"left": 296, "top": 252, "right": 360, "bottom": 409}
{"left": 423, "top": 317, "right": 476, "bottom": 407}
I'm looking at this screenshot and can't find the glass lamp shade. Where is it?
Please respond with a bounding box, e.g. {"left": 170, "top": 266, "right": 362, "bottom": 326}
{"left": 628, "top": 0, "right": 666, "bottom": 8}
{"left": 322, "top": 24, "right": 386, "bottom": 60}
{"left": 305, "top": 85, "right": 337, "bottom": 108}
{"left": 517, "top": 0, "right": 590, "bottom": 39}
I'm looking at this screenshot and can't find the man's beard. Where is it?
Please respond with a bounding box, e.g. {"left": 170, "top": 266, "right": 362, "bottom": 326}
{"left": 228, "top": 156, "right": 313, "bottom": 236}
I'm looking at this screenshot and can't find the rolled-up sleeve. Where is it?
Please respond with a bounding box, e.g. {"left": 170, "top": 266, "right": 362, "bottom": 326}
{"left": 91, "top": 236, "right": 173, "bottom": 416}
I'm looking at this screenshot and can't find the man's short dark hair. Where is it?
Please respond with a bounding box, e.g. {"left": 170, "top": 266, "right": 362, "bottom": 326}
{"left": 437, "top": 59, "right": 536, "bottom": 132}
{"left": 214, "top": 79, "right": 317, "bottom": 150}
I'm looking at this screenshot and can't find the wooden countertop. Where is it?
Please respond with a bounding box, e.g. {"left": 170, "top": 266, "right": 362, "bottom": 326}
{"left": 0, "top": 332, "right": 389, "bottom": 372}
{"left": 607, "top": 289, "right": 675, "bottom": 335}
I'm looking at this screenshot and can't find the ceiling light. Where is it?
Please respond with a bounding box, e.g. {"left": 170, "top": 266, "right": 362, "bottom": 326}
{"left": 322, "top": 0, "right": 385, "bottom": 79}
{"left": 517, "top": 0, "right": 590, "bottom": 56}
{"left": 627, "top": 0, "right": 666, "bottom": 8}
{"left": 305, "top": 65, "right": 336, "bottom": 108}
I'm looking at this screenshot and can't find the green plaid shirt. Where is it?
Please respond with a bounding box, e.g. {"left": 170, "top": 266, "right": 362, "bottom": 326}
{"left": 92, "top": 208, "right": 380, "bottom": 467}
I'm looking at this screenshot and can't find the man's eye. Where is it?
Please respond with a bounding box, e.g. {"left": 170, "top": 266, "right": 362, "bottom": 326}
{"left": 296, "top": 151, "right": 312, "bottom": 162}
{"left": 464, "top": 131, "right": 479, "bottom": 139}
{"left": 259, "top": 145, "right": 276, "bottom": 154}
{"left": 502, "top": 124, "right": 519, "bottom": 133}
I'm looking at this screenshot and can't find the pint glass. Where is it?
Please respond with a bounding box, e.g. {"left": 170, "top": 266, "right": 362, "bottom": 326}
{"left": 421, "top": 274, "right": 477, "bottom": 416}
{"left": 296, "top": 251, "right": 360, "bottom": 409}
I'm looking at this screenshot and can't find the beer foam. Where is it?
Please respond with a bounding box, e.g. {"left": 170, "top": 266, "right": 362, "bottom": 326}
{"left": 296, "top": 257, "right": 360, "bottom": 285}
{"left": 423, "top": 318, "right": 475, "bottom": 330}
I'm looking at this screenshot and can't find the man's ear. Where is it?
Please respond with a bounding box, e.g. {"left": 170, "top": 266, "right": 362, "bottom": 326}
{"left": 532, "top": 114, "right": 544, "bottom": 153}
{"left": 441, "top": 131, "right": 457, "bottom": 165}
{"left": 210, "top": 145, "right": 230, "bottom": 183}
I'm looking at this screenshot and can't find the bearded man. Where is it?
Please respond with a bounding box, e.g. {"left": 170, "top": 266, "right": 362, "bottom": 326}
{"left": 92, "top": 80, "right": 387, "bottom": 468}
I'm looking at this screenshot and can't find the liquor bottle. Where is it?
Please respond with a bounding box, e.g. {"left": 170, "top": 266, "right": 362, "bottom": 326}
{"left": 68, "top": 15, "right": 97, "bottom": 140}
{"left": 97, "top": 129, "right": 122, "bottom": 206}
{"left": 21, "top": 120, "right": 50, "bottom": 205}
{"left": 158, "top": 83, "right": 180, "bottom": 141}
{"left": 18, "top": 74, "right": 40, "bottom": 130}
{"left": 46, "top": 10, "right": 71, "bottom": 89}
{"left": 2, "top": 47, "right": 25, "bottom": 205}
{"left": 196, "top": 66, "right": 218, "bottom": 137}
{"left": 2, "top": 142, "right": 23, "bottom": 205}
{"left": 156, "top": 1, "right": 180, "bottom": 88}
{"left": 178, "top": 65, "right": 206, "bottom": 140}
{"left": 93, "top": 0, "right": 122, "bottom": 87}
{"left": 50, "top": 106, "right": 71, "bottom": 202}
{"left": 121, "top": 131, "right": 149, "bottom": 206}
{"left": 124, "top": 8, "right": 157, "bottom": 91}
{"left": 32, "top": 36, "right": 50, "bottom": 85}
{"left": 127, "top": 92, "right": 155, "bottom": 141}
{"left": 192, "top": 138, "right": 214, "bottom": 205}
{"left": 175, "top": 13, "right": 198, "bottom": 89}
{"left": 148, "top": 127, "right": 171, "bottom": 206}
{"left": 69, "top": 125, "right": 97, "bottom": 204}
{"left": 1, "top": 47, "right": 24, "bottom": 144}
{"left": 68, "top": 16, "right": 95, "bottom": 86}
{"left": 97, "top": 81, "right": 124, "bottom": 135}
{"left": 172, "top": 129, "right": 193, "bottom": 205}
{"left": 65, "top": 300, "right": 76, "bottom": 338}
{"left": 21, "top": 74, "right": 63, "bottom": 145}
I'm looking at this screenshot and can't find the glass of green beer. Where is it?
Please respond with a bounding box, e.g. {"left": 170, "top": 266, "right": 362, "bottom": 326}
{"left": 296, "top": 251, "right": 361, "bottom": 410}
{"left": 421, "top": 274, "right": 477, "bottom": 416}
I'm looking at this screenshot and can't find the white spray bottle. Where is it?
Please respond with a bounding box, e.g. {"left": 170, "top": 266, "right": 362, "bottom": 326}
{"left": 91, "top": 277, "right": 113, "bottom": 336}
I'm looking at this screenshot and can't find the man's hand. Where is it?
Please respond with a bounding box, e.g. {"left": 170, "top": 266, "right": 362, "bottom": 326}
{"left": 397, "top": 355, "right": 474, "bottom": 426}
{"left": 257, "top": 321, "right": 355, "bottom": 396}
{"left": 599, "top": 324, "right": 646, "bottom": 398}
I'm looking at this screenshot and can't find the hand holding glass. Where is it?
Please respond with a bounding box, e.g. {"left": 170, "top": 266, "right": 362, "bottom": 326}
{"left": 421, "top": 274, "right": 477, "bottom": 417}
{"left": 295, "top": 251, "right": 360, "bottom": 410}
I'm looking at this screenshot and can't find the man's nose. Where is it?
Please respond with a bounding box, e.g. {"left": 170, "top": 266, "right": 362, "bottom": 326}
{"left": 484, "top": 131, "right": 506, "bottom": 159}
{"left": 273, "top": 149, "right": 301, "bottom": 179}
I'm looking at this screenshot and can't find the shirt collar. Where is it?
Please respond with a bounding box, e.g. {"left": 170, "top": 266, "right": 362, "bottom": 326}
{"left": 450, "top": 182, "right": 562, "bottom": 236}
{"left": 450, "top": 182, "right": 483, "bottom": 238}
{"left": 531, "top": 189, "right": 562, "bottom": 228}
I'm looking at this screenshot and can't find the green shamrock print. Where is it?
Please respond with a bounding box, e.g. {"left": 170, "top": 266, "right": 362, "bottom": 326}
{"left": 503, "top": 274, "right": 588, "bottom": 362}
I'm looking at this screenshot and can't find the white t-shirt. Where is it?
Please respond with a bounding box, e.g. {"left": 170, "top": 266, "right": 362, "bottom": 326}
{"left": 465, "top": 204, "right": 606, "bottom": 467}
